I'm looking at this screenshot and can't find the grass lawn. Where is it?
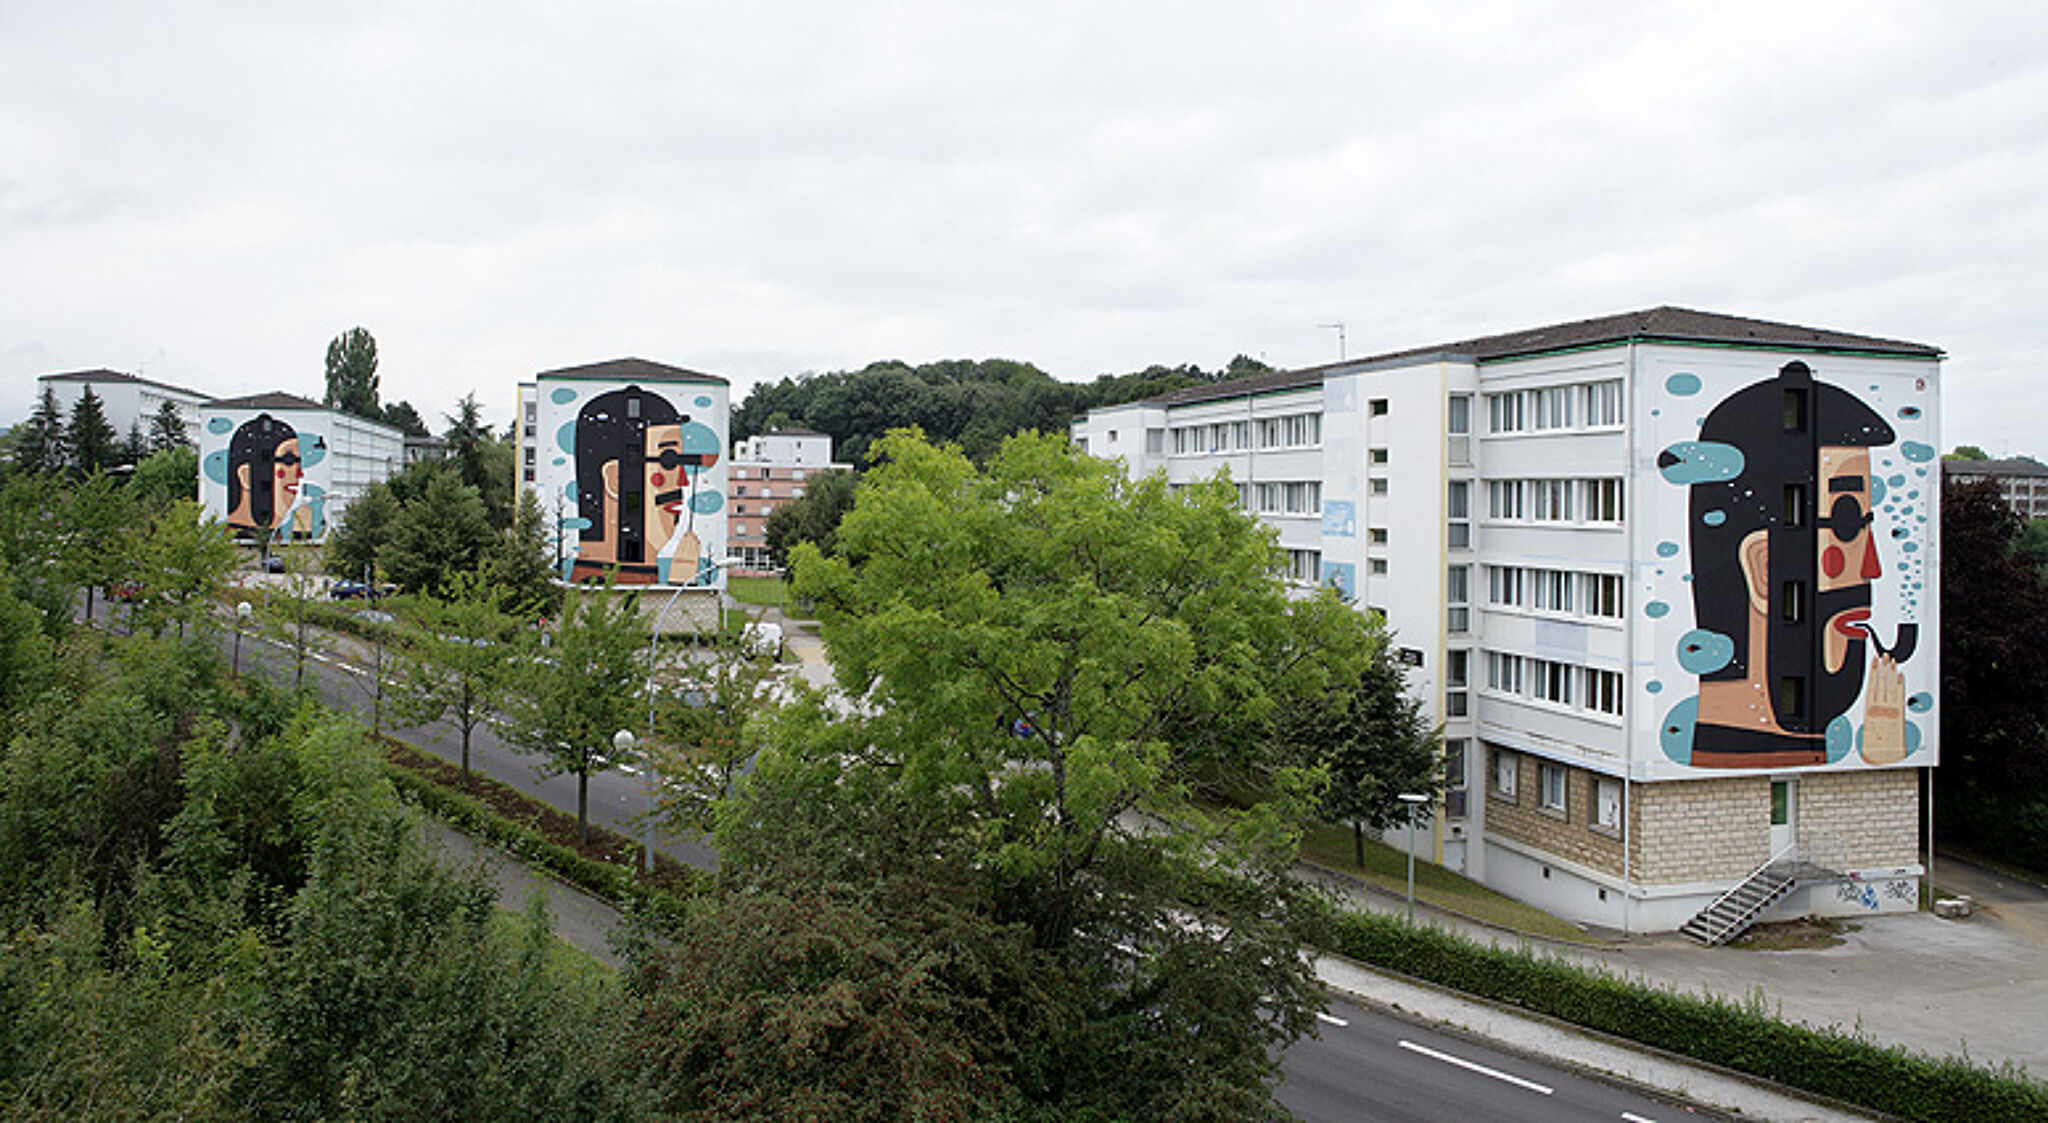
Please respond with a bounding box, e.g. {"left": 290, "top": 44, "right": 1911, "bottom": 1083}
{"left": 726, "top": 575, "right": 787, "bottom": 608}
{"left": 1298, "top": 820, "right": 1598, "bottom": 943}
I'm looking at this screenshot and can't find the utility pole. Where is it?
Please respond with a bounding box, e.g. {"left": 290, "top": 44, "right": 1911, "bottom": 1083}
{"left": 1319, "top": 321, "right": 1347, "bottom": 362}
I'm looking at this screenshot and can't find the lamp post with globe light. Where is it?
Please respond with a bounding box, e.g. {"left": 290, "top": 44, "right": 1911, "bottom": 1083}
{"left": 234, "top": 600, "right": 252, "bottom": 676}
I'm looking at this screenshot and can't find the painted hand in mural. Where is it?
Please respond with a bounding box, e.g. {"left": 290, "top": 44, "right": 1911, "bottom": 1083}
{"left": 1861, "top": 652, "right": 1906, "bottom": 765}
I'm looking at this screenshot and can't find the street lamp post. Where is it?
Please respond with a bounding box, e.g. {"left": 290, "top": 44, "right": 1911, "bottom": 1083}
{"left": 234, "top": 600, "right": 252, "bottom": 676}
{"left": 637, "top": 559, "right": 742, "bottom": 873}
{"left": 1397, "top": 792, "right": 1431, "bottom": 922}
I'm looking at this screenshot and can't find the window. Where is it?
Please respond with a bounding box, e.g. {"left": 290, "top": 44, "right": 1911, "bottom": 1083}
{"left": 1771, "top": 780, "right": 1792, "bottom": 827}
{"left": 1487, "top": 652, "right": 1525, "bottom": 694}
{"left": 1584, "top": 573, "right": 1623, "bottom": 619}
{"left": 1286, "top": 549, "right": 1321, "bottom": 583}
{"left": 1584, "top": 669, "right": 1623, "bottom": 716}
{"left": 1582, "top": 479, "right": 1624, "bottom": 522}
{"left": 1532, "top": 569, "right": 1574, "bottom": 613}
{"left": 1444, "top": 740, "right": 1469, "bottom": 819}
{"left": 735, "top": 485, "right": 747, "bottom": 497}
{"left": 1368, "top": 558, "right": 1388, "bottom": 575}
{"left": 1447, "top": 395, "right": 1471, "bottom": 435}
{"left": 1777, "top": 676, "right": 1806, "bottom": 719}
{"left": 1531, "top": 479, "right": 1574, "bottom": 521}
{"left": 1492, "top": 748, "right": 1519, "bottom": 800}
{"left": 1447, "top": 480, "right": 1469, "bottom": 519}
{"left": 1531, "top": 386, "right": 1574, "bottom": 430}
{"left": 1583, "top": 380, "right": 1623, "bottom": 427}
{"left": 1447, "top": 566, "right": 1470, "bottom": 634}
{"left": 1445, "top": 691, "right": 1468, "bottom": 717}
{"left": 1370, "top": 447, "right": 1389, "bottom": 465}
{"left": 1539, "top": 763, "right": 1567, "bottom": 812}
{"left": 1783, "top": 484, "right": 1806, "bottom": 527}
{"left": 1446, "top": 649, "right": 1469, "bottom": 688}
{"left": 1370, "top": 398, "right": 1389, "bottom": 417}
{"left": 1781, "top": 580, "right": 1805, "bottom": 624}
{"left": 734, "top": 504, "right": 746, "bottom": 515}
{"left": 1532, "top": 658, "right": 1575, "bottom": 705}
{"left": 1369, "top": 527, "right": 1388, "bottom": 545}
{"left": 1486, "top": 392, "right": 1526, "bottom": 434}
{"left": 1593, "top": 777, "right": 1622, "bottom": 832}
{"left": 1369, "top": 478, "right": 1389, "bottom": 496}
{"left": 1783, "top": 388, "right": 1808, "bottom": 431}
{"left": 1487, "top": 480, "right": 1524, "bottom": 520}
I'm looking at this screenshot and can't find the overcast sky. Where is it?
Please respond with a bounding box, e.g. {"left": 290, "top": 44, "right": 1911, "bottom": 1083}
{"left": 5, "top": 2, "right": 2043, "bottom": 452}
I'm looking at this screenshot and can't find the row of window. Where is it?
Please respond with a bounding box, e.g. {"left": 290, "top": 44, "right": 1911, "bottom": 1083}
{"left": 1285, "top": 548, "right": 1321, "bottom": 583}
{"left": 732, "top": 484, "right": 803, "bottom": 500}
{"left": 1485, "top": 380, "right": 1624, "bottom": 435}
{"left": 1490, "top": 747, "right": 1624, "bottom": 830}
{"left": 1236, "top": 480, "right": 1323, "bottom": 516}
{"left": 1485, "top": 478, "right": 1624, "bottom": 523}
{"left": 731, "top": 466, "right": 813, "bottom": 481}
{"left": 1484, "top": 652, "right": 1625, "bottom": 717}
{"left": 1483, "top": 567, "right": 1625, "bottom": 620}
{"left": 1171, "top": 412, "right": 1323, "bottom": 455}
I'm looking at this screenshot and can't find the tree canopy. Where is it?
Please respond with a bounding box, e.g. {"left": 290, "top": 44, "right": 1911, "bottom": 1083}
{"left": 63, "top": 387, "right": 120, "bottom": 477}
{"left": 322, "top": 326, "right": 381, "bottom": 420}
{"left": 728, "top": 428, "right": 1358, "bottom": 1118}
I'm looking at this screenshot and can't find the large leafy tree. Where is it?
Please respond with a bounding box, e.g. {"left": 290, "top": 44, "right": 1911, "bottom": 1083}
{"left": 496, "top": 586, "right": 648, "bottom": 844}
{"left": 60, "top": 472, "right": 137, "bottom": 624}
{"left": 759, "top": 428, "right": 1336, "bottom": 1118}
{"left": 325, "top": 478, "right": 401, "bottom": 580}
{"left": 128, "top": 446, "right": 199, "bottom": 513}
{"left": 64, "top": 388, "right": 120, "bottom": 478}
{"left": 127, "top": 500, "right": 238, "bottom": 638}
{"left": 481, "top": 486, "right": 564, "bottom": 622}
{"left": 378, "top": 470, "right": 494, "bottom": 596}
{"left": 322, "top": 326, "right": 380, "bottom": 420}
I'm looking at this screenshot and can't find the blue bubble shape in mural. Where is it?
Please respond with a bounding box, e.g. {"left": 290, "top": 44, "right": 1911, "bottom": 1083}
{"left": 1660, "top": 697, "right": 1699, "bottom": 764}
{"left": 1900, "top": 440, "right": 1936, "bottom": 463}
{"left": 1676, "top": 628, "right": 1735, "bottom": 675}
{"left": 1703, "top": 509, "right": 1726, "bottom": 526}
{"left": 558, "top": 517, "right": 593, "bottom": 532}
{"left": 1898, "top": 405, "right": 1922, "bottom": 420}
{"left": 1645, "top": 600, "right": 1670, "bottom": 618}
{"left": 1665, "top": 372, "right": 1702, "bottom": 396}
{"left": 550, "top": 387, "right": 578, "bottom": 405}
{"left": 203, "top": 449, "right": 230, "bottom": 484}
{"left": 694, "top": 396, "right": 713, "bottom": 409}
{"left": 1646, "top": 680, "right": 1664, "bottom": 694}
{"left": 690, "top": 491, "right": 723, "bottom": 515}
{"left": 553, "top": 457, "right": 566, "bottom": 467}
{"left": 207, "top": 416, "right": 234, "bottom": 435}
{"left": 298, "top": 434, "right": 326, "bottom": 468}
{"left": 1656, "top": 540, "right": 1681, "bottom": 558}
{"left": 556, "top": 421, "right": 578, "bottom": 455}
{"left": 564, "top": 479, "right": 578, "bottom": 502}
{"left": 1871, "top": 478, "right": 1888, "bottom": 505}
{"left": 1907, "top": 692, "right": 1933, "bottom": 713}
{"left": 1657, "top": 441, "right": 1745, "bottom": 485}
{"left": 1825, "top": 715, "right": 1856, "bottom": 763}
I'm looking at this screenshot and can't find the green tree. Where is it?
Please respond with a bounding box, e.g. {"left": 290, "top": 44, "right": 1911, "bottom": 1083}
{"left": 64, "top": 387, "right": 120, "bottom": 478}
{"left": 61, "top": 472, "right": 138, "bottom": 624}
{"left": 1945, "top": 444, "right": 1991, "bottom": 461}
{"left": 650, "top": 624, "right": 782, "bottom": 836}
{"left": 0, "top": 473, "right": 79, "bottom": 631}
{"left": 258, "top": 551, "right": 326, "bottom": 691}
{"left": 16, "top": 386, "right": 69, "bottom": 475}
{"left": 325, "top": 478, "right": 401, "bottom": 581}
{"left": 770, "top": 428, "right": 1333, "bottom": 1118}
{"left": 127, "top": 501, "right": 238, "bottom": 639}
{"left": 128, "top": 445, "right": 200, "bottom": 513}
{"left": 497, "top": 586, "right": 649, "bottom": 844}
{"left": 380, "top": 399, "right": 429, "bottom": 438}
{"left": 322, "top": 326, "right": 380, "bottom": 420}
{"left": 763, "top": 467, "right": 856, "bottom": 567}
{"left": 443, "top": 393, "right": 514, "bottom": 526}
{"left": 1266, "top": 596, "right": 1441, "bottom": 867}
{"left": 378, "top": 470, "right": 494, "bottom": 596}
{"left": 481, "top": 486, "right": 564, "bottom": 622}
{"left": 146, "top": 399, "right": 189, "bottom": 452}
{"left": 392, "top": 572, "right": 515, "bottom": 778}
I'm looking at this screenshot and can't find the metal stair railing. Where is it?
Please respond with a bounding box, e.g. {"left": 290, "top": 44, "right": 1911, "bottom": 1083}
{"left": 1681, "top": 841, "right": 1798, "bottom": 945}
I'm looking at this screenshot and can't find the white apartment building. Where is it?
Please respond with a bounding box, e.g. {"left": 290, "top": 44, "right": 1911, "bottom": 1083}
{"left": 1073, "top": 308, "right": 1942, "bottom": 935}
{"left": 1942, "top": 457, "right": 2048, "bottom": 519}
{"left": 726, "top": 428, "right": 851, "bottom": 573}
{"left": 198, "top": 393, "right": 404, "bottom": 542}
{"left": 37, "top": 369, "right": 210, "bottom": 447}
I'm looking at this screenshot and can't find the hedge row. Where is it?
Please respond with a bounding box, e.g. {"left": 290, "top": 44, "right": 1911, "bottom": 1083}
{"left": 381, "top": 758, "right": 702, "bottom": 933}
{"left": 1321, "top": 906, "right": 2047, "bottom": 1123}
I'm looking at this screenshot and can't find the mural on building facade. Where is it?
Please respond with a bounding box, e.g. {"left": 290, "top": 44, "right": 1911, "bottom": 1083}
{"left": 1647, "top": 360, "right": 1936, "bottom": 773}
{"left": 201, "top": 412, "right": 329, "bottom": 540}
{"left": 540, "top": 383, "right": 726, "bottom": 587}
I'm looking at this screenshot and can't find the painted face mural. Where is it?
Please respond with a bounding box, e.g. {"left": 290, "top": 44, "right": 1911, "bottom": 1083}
{"left": 226, "top": 414, "right": 314, "bottom": 536}
{"left": 569, "top": 386, "right": 722, "bottom": 586}
{"left": 1660, "top": 361, "right": 1913, "bottom": 769}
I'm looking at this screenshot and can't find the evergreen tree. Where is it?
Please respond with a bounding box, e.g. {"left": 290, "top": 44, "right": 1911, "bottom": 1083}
{"left": 123, "top": 421, "right": 148, "bottom": 467}
{"left": 480, "top": 487, "right": 563, "bottom": 621}
{"left": 18, "top": 386, "right": 68, "bottom": 475}
{"left": 63, "top": 387, "right": 119, "bottom": 477}
{"left": 146, "top": 400, "right": 189, "bottom": 451}
{"left": 322, "top": 327, "right": 380, "bottom": 420}
{"left": 380, "top": 399, "right": 429, "bottom": 438}
{"left": 378, "top": 470, "right": 494, "bottom": 597}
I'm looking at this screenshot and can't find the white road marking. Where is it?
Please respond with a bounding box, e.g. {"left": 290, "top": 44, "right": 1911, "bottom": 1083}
{"left": 1315, "top": 1012, "right": 1349, "bottom": 1028}
{"left": 1396, "top": 1040, "right": 1554, "bottom": 1095}
{"left": 1621, "top": 1114, "right": 1659, "bottom": 1123}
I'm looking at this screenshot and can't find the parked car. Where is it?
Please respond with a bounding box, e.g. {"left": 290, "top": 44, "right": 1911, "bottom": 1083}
{"left": 330, "top": 580, "right": 371, "bottom": 600}
{"left": 740, "top": 621, "right": 784, "bottom": 660}
{"left": 261, "top": 555, "right": 286, "bottom": 573}
{"left": 109, "top": 581, "right": 146, "bottom": 602}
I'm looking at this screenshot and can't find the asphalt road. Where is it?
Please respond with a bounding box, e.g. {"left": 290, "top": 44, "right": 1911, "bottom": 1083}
{"left": 1278, "top": 994, "right": 1718, "bottom": 1123}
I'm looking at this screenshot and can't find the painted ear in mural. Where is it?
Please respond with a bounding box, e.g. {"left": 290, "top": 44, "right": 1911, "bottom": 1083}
{"left": 1737, "top": 530, "right": 1771, "bottom": 616}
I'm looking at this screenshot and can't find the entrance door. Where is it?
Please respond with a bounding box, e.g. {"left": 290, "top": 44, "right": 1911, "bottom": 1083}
{"left": 1769, "top": 779, "right": 1796, "bottom": 858}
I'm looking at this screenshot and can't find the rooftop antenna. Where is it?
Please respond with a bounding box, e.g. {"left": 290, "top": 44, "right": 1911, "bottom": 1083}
{"left": 1318, "top": 322, "right": 1346, "bottom": 362}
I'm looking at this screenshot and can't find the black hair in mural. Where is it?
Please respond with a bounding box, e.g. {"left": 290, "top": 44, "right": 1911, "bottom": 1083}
{"left": 226, "top": 413, "right": 299, "bottom": 530}
{"left": 1669, "top": 362, "right": 1894, "bottom": 753}
{"left": 575, "top": 386, "right": 682, "bottom": 566}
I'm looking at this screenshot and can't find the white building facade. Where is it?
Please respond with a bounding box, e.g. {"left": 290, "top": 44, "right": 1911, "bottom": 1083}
{"left": 1073, "top": 308, "right": 1942, "bottom": 933}
{"left": 198, "top": 393, "right": 404, "bottom": 542}
{"left": 37, "top": 369, "right": 210, "bottom": 446}
{"left": 726, "top": 428, "right": 851, "bottom": 573}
